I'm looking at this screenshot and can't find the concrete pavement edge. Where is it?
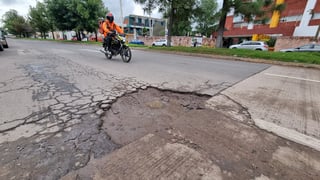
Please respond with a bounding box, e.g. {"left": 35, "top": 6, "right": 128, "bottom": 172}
{"left": 254, "top": 118, "right": 320, "bottom": 152}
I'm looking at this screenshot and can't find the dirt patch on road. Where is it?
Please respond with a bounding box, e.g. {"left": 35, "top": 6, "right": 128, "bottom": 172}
{"left": 99, "top": 87, "right": 320, "bottom": 180}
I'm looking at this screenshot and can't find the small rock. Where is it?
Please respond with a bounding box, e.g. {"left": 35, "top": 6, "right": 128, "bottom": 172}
{"left": 100, "top": 104, "right": 110, "bottom": 109}
{"left": 96, "top": 109, "right": 105, "bottom": 115}
{"left": 141, "top": 86, "right": 147, "bottom": 90}
{"left": 109, "top": 96, "right": 116, "bottom": 100}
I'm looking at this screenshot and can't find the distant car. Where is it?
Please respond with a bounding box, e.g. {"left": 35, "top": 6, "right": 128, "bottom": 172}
{"left": 0, "top": 30, "right": 9, "bottom": 51}
{"left": 152, "top": 39, "right": 167, "bottom": 46}
{"left": 279, "top": 44, "right": 320, "bottom": 52}
{"left": 229, "top": 41, "right": 268, "bottom": 51}
{"left": 129, "top": 39, "right": 144, "bottom": 45}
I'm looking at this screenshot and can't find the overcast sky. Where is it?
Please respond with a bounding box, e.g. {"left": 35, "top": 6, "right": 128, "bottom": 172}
{"left": 0, "top": 0, "right": 161, "bottom": 25}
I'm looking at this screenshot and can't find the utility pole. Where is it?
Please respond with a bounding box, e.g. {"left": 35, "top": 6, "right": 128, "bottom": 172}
{"left": 120, "top": 0, "right": 124, "bottom": 30}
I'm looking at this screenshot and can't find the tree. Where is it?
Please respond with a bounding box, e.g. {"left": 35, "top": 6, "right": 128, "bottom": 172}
{"left": 163, "top": 0, "right": 197, "bottom": 36}
{"left": 141, "top": 0, "right": 157, "bottom": 36}
{"left": 134, "top": 0, "right": 199, "bottom": 46}
{"left": 194, "top": 0, "right": 219, "bottom": 37}
{"left": 73, "top": 0, "right": 107, "bottom": 41}
{"left": 46, "top": 0, "right": 107, "bottom": 41}
{"left": 29, "top": 2, "right": 55, "bottom": 39}
{"left": 215, "top": 0, "right": 281, "bottom": 48}
{"left": 2, "top": 10, "right": 30, "bottom": 37}
{"left": 46, "top": 0, "right": 78, "bottom": 36}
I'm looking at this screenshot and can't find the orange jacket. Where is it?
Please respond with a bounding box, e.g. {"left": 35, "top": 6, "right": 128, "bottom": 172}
{"left": 102, "top": 20, "right": 123, "bottom": 37}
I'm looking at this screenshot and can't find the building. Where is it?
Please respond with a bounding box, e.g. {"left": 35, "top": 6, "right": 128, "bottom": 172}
{"left": 123, "top": 14, "right": 166, "bottom": 38}
{"left": 221, "top": 0, "right": 320, "bottom": 45}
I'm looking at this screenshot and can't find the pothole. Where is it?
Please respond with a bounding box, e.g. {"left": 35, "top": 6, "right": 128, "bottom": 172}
{"left": 102, "top": 87, "right": 218, "bottom": 146}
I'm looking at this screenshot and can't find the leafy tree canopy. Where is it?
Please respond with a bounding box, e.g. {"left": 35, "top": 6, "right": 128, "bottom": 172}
{"left": 194, "top": 0, "right": 219, "bottom": 37}
{"left": 29, "top": 1, "right": 53, "bottom": 38}
{"left": 134, "top": 0, "right": 200, "bottom": 45}
{"left": 43, "top": 0, "right": 107, "bottom": 41}
{"left": 2, "top": 9, "right": 30, "bottom": 37}
{"left": 45, "top": 0, "right": 107, "bottom": 33}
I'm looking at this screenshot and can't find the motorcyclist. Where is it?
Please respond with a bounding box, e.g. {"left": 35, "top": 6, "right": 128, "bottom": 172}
{"left": 102, "top": 12, "right": 124, "bottom": 51}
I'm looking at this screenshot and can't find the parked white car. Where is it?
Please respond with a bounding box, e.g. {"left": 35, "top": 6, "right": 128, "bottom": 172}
{"left": 229, "top": 41, "right": 268, "bottom": 51}
{"left": 279, "top": 44, "right": 320, "bottom": 52}
{"left": 152, "top": 39, "right": 167, "bottom": 46}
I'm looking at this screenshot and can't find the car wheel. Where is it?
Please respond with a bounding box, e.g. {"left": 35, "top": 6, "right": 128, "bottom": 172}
{"left": 162, "top": 44, "right": 166, "bottom": 47}
{"left": 256, "top": 49, "right": 262, "bottom": 51}
{"left": 152, "top": 44, "right": 155, "bottom": 46}
{"left": 0, "top": 44, "right": 3, "bottom": 51}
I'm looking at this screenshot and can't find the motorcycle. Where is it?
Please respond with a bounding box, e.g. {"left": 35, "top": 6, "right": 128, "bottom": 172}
{"left": 100, "top": 32, "right": 132, "bottom": 63}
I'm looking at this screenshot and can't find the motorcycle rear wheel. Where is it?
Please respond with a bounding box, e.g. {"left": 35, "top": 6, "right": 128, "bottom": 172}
{"left": 121, "top": 47, "right": 132, "bottom": 63}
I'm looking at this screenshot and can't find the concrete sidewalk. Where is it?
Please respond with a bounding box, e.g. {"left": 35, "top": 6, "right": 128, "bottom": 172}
{"left": 210, "top": 65, "right": 320, "bottom": 151}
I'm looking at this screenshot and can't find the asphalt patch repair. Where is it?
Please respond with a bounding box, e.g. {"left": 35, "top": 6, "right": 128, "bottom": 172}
{"left": 63, "top": 87, "right": 320, "bottom": 180}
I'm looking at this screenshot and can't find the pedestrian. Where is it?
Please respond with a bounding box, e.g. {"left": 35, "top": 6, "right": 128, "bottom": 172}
{"left": 193, "top": 39, "right": 197, "bottom": 47}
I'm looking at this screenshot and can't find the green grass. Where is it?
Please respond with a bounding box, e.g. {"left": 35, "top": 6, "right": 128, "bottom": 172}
{"left": 148, "top": 46, "right": 320, "bottom": 65}
{"left": 127, "top": 44, "right": 148, "bottom": 48}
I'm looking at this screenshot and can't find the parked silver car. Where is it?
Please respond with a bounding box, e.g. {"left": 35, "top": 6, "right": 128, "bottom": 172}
{"left": 229, "top": 41, "right": 268, "bottom": 51}
{"left": 279, "top": 44, "right": 320, "bottom": 52}
{"left": 0, "top": 30, "right": 9, "bottom": 51}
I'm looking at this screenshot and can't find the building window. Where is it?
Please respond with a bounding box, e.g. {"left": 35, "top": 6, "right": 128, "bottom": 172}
{"left": 233, "top": 15, "right": 244, "bottom": 23}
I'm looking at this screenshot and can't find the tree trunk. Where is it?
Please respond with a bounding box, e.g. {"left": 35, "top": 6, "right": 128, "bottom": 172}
{"left": 167, "top": 0, "right": 174, "bottom": 47}
{"left": 215, "top": 0, "right": 229, "bottom": 48}
{"left": 51, "top": 31, "right": 55, "bottom": 40}
{"left": 77, "top": 31, "right": 81, "bottom": 41}
{"left": 95, "top": 31, "right": 98, "bottom": 42}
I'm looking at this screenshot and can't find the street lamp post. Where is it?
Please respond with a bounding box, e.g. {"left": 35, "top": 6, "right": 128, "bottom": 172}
{"left": 120, "top": 0, "right": 124, "bottom": 30}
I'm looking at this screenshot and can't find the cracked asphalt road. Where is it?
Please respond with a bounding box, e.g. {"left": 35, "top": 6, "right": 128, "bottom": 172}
{"left": 0, "top": 52, "right": 145, "bottom": 179}
{"left": 0, "top": 39, "right": 319, "bottom": 179}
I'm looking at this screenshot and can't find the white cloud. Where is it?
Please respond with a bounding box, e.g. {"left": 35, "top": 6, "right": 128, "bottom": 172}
{"left": 0, "top": 0, "right": 37, "bottom": 19}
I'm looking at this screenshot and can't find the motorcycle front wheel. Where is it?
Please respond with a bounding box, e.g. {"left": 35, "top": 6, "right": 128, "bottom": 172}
{"left": 105, "top": 50, "right": 112, "bottom": 59}
{"left": 121, "top": 46, "right": 132, "bottom": 63}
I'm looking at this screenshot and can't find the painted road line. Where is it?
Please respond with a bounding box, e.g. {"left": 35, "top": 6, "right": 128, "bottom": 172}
{"left": 265, "top": 73, "right": 320, "bottom": 83}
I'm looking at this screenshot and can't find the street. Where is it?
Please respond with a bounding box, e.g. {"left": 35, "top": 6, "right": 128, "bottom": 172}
{"left": 0, "top": 39, "right": 319, "bottom": 180}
